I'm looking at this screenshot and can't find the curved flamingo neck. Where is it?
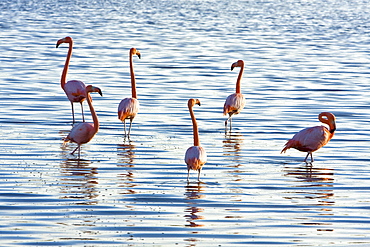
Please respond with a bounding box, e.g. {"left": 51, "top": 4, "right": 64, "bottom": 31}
{"left": 86, "top": 93, "right": 99, "bottom": 132}
{"left": 319, "top": 114, "right": 336, "bottom": 133}
{"left": 61, "top": 40, "right": 73, "bottom": 90}
{"left": 188, "top": 103, "right": 200, "bottom": 146}
{"left": 129, "top": 50, "right": 137, "bottom": 99}
{"left": 235, "top": 61, "right": 244, "bottom": 94}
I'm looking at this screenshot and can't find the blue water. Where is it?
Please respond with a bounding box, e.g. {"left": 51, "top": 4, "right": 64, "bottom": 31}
{"left": 1, "top": 0, "right": 370, "bottom": 246}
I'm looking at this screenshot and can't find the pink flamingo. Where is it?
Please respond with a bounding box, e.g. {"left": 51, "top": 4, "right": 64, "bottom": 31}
{"left": 64, "top": 85, "right": 103, "bottom": 158}
{"left": 56, "top": 36, "right": 102, "bottom": 123}
{"left": 281, "top": 112, "right": 336, "bottom": 163}
{"left": 185, "top": 99, "right": 207, "bottom": 181}
{"left": 223, "top": 60, "right": 247, "bottom": 131}
{"left": 118, "top": 48, "right": 141, "bottom": 138}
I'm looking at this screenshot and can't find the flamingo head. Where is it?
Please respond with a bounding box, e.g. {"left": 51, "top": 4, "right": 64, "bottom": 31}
{"left": 86, "top": 85, "right": 103, "bottom": 96}
{"left": 56, "top": 36, "right": 73, "bottom": 48}
{"left": 188, "top": 98, "right": 201, "bottom": 108}
{"left": 231, "top": 60, "right": 244, "bottom": 71}
{"left": 130, "top": 48, "right": 141, "bottom": 59}
{"left": 319, "top": 112, "right": 336, "bottom": 133}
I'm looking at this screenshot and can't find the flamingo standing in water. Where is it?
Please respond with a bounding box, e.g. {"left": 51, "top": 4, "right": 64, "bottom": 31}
{"left": 281, "top": 112, "right": 336, "bottom": 163}
{"left": 56, "top": 36, "right": 95, "bottom": 123}
{"left": 223, "top": 60, "right": 247, "bottom": 131}
{"left": 185, "top": 99, "right": 207, "bottom": 181}
{"left": 64, "top": 85, "right": 103, "bottom": 158}
{"left": 118, "top": 48, "right": 141, "bottom": 138}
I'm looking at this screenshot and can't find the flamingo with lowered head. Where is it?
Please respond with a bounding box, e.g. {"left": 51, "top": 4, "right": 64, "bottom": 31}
{"left": 64, "top": 85, "right": 103, "bottom": 158}
{"left": 56, "top": 36, "right": 92, "bottom": 123}
{"left": 223, "top": 60, "right": 247, "bottom": 131}
{"left": 281, "top": 112, "right": 336, "bottom": 163}
{"left": 118, "top": 48, "right": 141, "bottom": 138}
{"left": 185, "top": 99, "right": 207, "bottom": 181}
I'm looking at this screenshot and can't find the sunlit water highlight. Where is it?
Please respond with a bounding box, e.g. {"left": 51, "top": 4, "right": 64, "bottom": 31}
{"left": 1, "top": 0, "right": 370, "bottom": 246}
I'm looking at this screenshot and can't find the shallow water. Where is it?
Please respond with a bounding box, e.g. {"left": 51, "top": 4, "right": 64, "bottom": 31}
{"left": 1, "top": 0, "right": 370, "bottom": 246}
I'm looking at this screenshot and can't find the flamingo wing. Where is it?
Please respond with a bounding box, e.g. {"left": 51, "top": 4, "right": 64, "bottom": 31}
{"left": 64, "top": 80, "right": 86, "bottom": 102}
{"left": 223, "top": 93, "right": 246, "bottom": 116}
{"left": 185, "top": 146, "right": 207, "bottom": 171}
{"left": 118, "top": 98, "right": 139, "bottom": 121}
{"left": 65, "top": 122, "right": 96, "bottom": 145}
{"left": 282, "top": 126, "right": 331, "bottom": 153}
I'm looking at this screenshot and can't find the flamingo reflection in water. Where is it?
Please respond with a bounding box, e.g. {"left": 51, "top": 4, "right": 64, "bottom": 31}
{"left": 184, "top": 182, "right": 205, "bottom": 228}
{"left": 283, "top": 164, "right": 335, "bottom": 219}
{"left": 117, "top": 142, "right": 137, "bottom": 195}
{"left": 223, "top": 132, "right": 244, "bottom": 182}
{"left": 59, "top": 158, "right": 99, "bottom": 204}
{"left": 281, "top": 112, "right": 336, "bottom": 163}
{"left": 223, "top": 131, "right": 244, "bottom": 159}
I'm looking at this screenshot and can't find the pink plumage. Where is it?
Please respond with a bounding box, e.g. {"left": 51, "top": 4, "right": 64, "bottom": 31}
{"left": 281, "top": 112, "right": 336, "bottom": 163}
{"left": 118, "top": 98, "right": 139, "bottom": 121}
{"left": 223, "top": 93, "right": 246, "bottom": 116}
{"left": 63, "top": 80, "right": 86, "bottom": 103}
{"left": 185, "top": 146, "right": 207, "bottom": 173}
{"left": 65, "top": 122, "right": 96, "bottom": 147}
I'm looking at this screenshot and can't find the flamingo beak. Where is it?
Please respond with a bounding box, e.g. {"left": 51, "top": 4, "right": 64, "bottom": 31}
{"left": 137, "top": 53, "right": 141, "bottom": 59}
{"left": 331, "top": 122, "right": 336, "bottom": 132}
{"left": 97, "top": 88, "right": 103, "bottom": 96}
{"left": 231, "top": 62, "right": 237, "bottom": 71}
{"left": 87, "top": 85, "right": 103, "bottom": 96}
{"left": 56, "top": 39, "right": 64, "bottom": 48}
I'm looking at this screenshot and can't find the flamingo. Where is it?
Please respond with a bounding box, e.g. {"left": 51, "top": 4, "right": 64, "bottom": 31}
{"left": 118, "top": 48, "right": 141, "bottom": 138}
{"left": 64, "top": 85, "right": 103, "bottom": 158}
{"left": 56, "top": 36, "right": 97, "bottom": 123}
{"left": 223, "top": 60, "right": 247, "bottom": 131}
{"left": 281, "top": 112, "right": 336, "bottom": 163}
{"left": 185, "top": 99, "right": 207, "bottom": 181}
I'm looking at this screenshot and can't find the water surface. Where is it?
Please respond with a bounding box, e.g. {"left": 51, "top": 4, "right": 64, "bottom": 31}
{"left": 1, "top": 0, "right": 370, "bottom": 246}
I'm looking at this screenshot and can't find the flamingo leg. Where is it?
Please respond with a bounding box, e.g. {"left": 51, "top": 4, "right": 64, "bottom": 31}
{"left": 303, "top": 152, "right": 310, "bottom": 163}
{"left": 304, "top": 152, "right": 314, "bottom": 164}
{"left": 127, "top": 119, "right": 133, "bottom": 137}
{"left": 225, "top": 114, "right": 233, "bottom": 132}
{"left": 123, "top": 120, "right": 127, "bottom": 136}
{"left": 187, "top": 169, "right": 190, "bottom": 181}
{"left": 71, "top": 102, "right": 75, "bottom": 124}
{"left": 80, "top": 102, "right": 85, "bottom": 122}
{"left": 71, "top": 145, "right": 80, "bottom": 155}
{"left": 225, "top": 117, "right": 231, "bottom": 132}
{"left": 197, "top": 169, "right": 201, "bottom": 181}
{"left": 229, "top": 117, "right": 232, "bottom": 132}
